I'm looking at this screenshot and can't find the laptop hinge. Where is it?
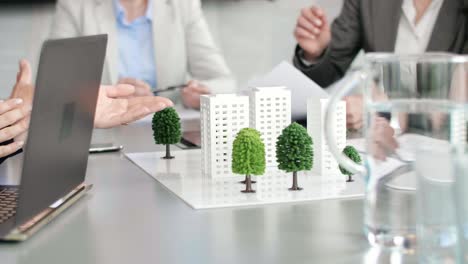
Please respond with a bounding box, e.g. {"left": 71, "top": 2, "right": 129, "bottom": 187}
{"left": 2, "top": 184, "right": 92, "bottom": 241}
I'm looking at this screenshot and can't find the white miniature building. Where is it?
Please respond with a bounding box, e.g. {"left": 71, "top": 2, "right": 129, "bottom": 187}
{"left": 249, "top": 87, "right": 291, "bottom": 167}
{"left": 451, "top": 110, "right": 467, "bottom": 145}
{"left": 201, "top": 94, "right": 250, "bottom": 178}
{"left": 307, "top": 98, "right": 346, "bottom": 178}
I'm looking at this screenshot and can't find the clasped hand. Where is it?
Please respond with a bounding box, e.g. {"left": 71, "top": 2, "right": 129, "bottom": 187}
{"left": 294, "top": 6, "right": 331, "bottom": 61}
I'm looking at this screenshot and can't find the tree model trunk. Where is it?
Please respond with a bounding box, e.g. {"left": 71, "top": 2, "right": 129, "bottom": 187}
{"left": 289, "top": 171, "right": 303, "bottom": 191}
{"left": 163, "top": 144, "right": 175, "bottom": 159}
{"left": 347, "top": 174, "right": 354, "bottom": 182}
{"left": 239, "top": 175, "right": 256, "bottom": 184}
{"left": 241, "top": 175, "right": 256, "bottom": 193}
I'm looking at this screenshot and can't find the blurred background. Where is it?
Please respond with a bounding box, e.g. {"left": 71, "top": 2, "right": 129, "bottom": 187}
{"left": 0, "top": 0, "right": 344, "bottom": 98}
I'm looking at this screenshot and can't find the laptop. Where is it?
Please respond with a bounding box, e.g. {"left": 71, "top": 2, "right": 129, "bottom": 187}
{"left": 0, "top": 34, "right": 107, "bottom": 241}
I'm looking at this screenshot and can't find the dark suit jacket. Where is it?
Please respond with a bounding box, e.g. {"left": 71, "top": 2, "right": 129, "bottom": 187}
{"left": 293, "top": 0, "right": 468, "bottom": 88}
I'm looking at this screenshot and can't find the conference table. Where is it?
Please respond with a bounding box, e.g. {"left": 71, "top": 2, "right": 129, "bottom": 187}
{"left": 0, "top": 118, "right": 417, "bottom": 264}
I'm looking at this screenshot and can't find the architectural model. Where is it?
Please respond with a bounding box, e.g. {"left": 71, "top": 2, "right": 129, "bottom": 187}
{"left": 451, "top": 110, "right": 467, "bottom": 145}
{"left": 339, "top": 146, "right": 362, "bottom": 182}
{"left": 232, "top": 128, "right": 266, "bottom": 193}
{"left": 276, "top": 122, "right": 313, "bottom": 191}
{"left": 126, "top": 149, "right": 363, "bottom": 209}
{"left": 307, "top": 98, "right": 346, "bottom": 179}
{"left": 152, "top": 107, "right": 182, "bottom": 159}
{"left": 249, "top": 87, "right": 291, "bottom": 167}
{"left": 201, "top": 94, "right": 249, "bottom": 178}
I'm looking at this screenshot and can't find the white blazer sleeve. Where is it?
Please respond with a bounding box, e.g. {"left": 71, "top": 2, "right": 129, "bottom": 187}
{"left": 183, "top": 0, "right": 236, "bottom": 94}
{"left": 49, "top": 0, "right": 82, "bottom": 39}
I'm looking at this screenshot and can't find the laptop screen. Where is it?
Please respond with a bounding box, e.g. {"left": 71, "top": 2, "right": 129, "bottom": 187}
{"left": 14, "top": 35, "right": 107, "bottom": 226}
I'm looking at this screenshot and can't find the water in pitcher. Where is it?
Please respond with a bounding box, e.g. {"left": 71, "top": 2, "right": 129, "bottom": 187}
{"left": 417, "top": 147, "right": 458, "bottom": 263}
{"left": 363, "top": 99, "right": 467, "bottom": 250}
{"left": 454, "top": 150, "right": 468, "bottom": 263}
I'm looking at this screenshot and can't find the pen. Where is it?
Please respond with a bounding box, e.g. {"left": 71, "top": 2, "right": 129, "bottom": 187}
{"left": 153, "top": 84, "right": 186, "bottom": 95}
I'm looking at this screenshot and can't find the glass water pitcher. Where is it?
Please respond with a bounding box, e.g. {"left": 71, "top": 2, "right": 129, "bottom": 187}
{"left": 325, "top": 53, "right": 468, "bottom": 250}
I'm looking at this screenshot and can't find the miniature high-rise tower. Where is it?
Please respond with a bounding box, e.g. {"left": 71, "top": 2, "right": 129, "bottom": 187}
{"left": 201, "top": 94, "right": 250, "bottom": 178}
{"left": 307, "top": 98, "right": 346, "bottom": 178}
{"left": 249, "top": 87, "right": 291, "bottom": 167}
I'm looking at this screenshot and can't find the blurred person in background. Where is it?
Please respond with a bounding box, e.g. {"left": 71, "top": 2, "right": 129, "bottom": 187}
{"left": 293, "top": 0, "right": 467, "bottom": 130}
{"left": 50, "top": 0, "right": 235, "bottom": 109}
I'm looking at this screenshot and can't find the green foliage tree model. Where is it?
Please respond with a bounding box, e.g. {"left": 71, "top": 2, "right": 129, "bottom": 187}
{"left": 152, "top": 107, "right": 182, "bottom": 159}
{"left": 232, "top": 128, "right": 266, "bottom": 193}
{"left": 276, "top": 122, "right": 313, "bottom": 191}
{"left": 339, "top": 146, "right": 362, "bottom": 182}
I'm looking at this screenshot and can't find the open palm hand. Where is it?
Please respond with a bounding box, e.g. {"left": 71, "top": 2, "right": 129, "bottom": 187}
{"left": 94, "top": 84, "right": 173, "bottom": 128}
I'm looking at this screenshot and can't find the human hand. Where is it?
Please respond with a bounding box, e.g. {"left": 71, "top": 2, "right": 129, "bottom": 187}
{"left": 181, "top": 80, "right": 210, "bottom": 109}
{"left": 10, "top": 59, "right": 34, "bottom": 104}
{"left": 94, "top": 84, "right": 173, "bottom": 128}
{"left": 0, "top": 98, "right": 32, "bottom": 157}
{"left": 430, "top": 113, "right": 447, "bottom": 131}
{"left": 294, "top": 6, "right": 331, "bottom": 61}
{"left": 9, "top": 59, "right": 34, "bottom": 143}
{"left": 344, "top": 95, "right": 364, "bottom": 130}
{"left": 370, "top": 117, "right": 399, "bottom": 161}
{"left": 118, "top": 78, "right": 153, "bottom": 96}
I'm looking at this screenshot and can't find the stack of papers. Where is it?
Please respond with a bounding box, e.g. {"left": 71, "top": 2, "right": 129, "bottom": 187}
{"left": 247, "top": 61, "right": 328, "bottom": 120}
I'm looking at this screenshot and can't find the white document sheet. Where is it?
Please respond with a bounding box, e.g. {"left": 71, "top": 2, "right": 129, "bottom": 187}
{"left": 347, "top": 134, "right": 452, "bottom": 190}
{"left": 247, "top": 61, "right": 328, "bottom": 120}
{"left": 346, "top": 138, "right": 406, "bottom": 180}
{"left": 135, "top": 105, "right": 200, "bottom": 124}
{"left": 174, "top": 106, "right": 200, "bottom": 120}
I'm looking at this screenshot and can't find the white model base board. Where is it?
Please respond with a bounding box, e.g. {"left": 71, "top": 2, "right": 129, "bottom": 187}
{"left": 125, "top": 150, "right": 364, "bottom": 209}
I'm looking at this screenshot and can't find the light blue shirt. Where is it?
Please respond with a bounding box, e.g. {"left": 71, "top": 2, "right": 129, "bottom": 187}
{"left": 114, "top": 0, "right": 157, "bottom": 89}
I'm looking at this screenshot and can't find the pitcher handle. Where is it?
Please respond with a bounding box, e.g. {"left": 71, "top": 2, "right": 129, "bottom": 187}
{"left": 325, "top": 70, "right": 367, "bottom": 175}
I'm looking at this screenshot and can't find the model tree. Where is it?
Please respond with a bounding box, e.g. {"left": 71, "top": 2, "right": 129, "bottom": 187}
{"left": 152, "top": 107, "right": 182, "bottom": 159}
{"left": 339, "top": 146, "right": 362, "bottom": 182}
{"left": 232, "top": 128, "right": 266, "bottom": 193}
{"left": 276, "top": 122, "right": 313, "bottom": 191}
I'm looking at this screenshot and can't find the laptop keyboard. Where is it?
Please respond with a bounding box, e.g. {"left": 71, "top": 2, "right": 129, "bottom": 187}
{"left": 0, "top": 186, "right": 18, "bottom": 224}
